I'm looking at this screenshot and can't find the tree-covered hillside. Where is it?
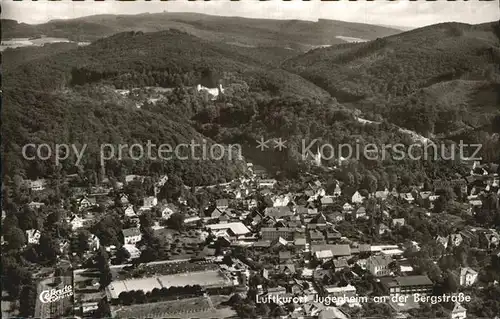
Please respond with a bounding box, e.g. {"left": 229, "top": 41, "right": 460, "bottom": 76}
{"left": 1, "top": 86, "right": 245, "bottom": 185}
{"left": 4, "top": 30, "right": 329, "bottom": 99}
{"left": 283, "top": 22, "right": 500, "bottom": 135}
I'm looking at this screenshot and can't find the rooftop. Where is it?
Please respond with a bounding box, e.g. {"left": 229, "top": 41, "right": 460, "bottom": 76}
{"left": 311, "top": 244, "right": 351, "bottom": 257}
{"left": 206, "top": 222, "right": 250, "bottom": 236}
{"left": 392, "top": 275, "right": 433, "bottom": 287}
{"left": 122, "top": 228, "right": 141, "bottom": 237}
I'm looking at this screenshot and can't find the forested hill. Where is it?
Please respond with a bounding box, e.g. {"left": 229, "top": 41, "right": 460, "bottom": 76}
{"left": 283, "top": 21, "right": 500, "bottom": 135}
{"left": 4, "top": 29, "right": 329, "bottom": 99}
{"left": 1, "top": 85, "right": 247, "bottom": 185}
{"left": 2, "top": 13, "right": 401, "bottom": 49}
{"left": 1, "top": 29, "right": 328, "bottom": 183}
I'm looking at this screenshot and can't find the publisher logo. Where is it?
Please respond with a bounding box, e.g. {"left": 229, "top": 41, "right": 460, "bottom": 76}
{"left": 39, "top": 285, "right": 73, "bottom": 304}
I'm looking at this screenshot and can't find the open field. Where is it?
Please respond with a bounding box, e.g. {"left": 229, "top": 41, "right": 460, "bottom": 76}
{"left": 108, "top": 269, "right": 234, "bottom": 299}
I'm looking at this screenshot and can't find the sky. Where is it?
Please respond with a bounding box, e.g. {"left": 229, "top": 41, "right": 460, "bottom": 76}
{"left": 1, "top": 0, "right": 499, "bottom": 29}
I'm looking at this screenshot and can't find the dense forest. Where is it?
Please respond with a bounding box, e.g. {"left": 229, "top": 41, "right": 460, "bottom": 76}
{"left": 2, "top": 21, "right": 499, "bottom": 185}
{"left": 3, "top": 30, "right": 330, "bottom": 99}
{"left": 2, "top": 86, "right": 245, "bottom": 185}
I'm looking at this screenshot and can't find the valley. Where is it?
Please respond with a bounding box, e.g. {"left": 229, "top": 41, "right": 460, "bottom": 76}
{"left": 2, "top": 9, "right": 500, "bottom": 319}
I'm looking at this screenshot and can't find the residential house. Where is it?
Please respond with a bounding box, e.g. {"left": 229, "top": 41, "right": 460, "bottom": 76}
{"left": 216, "top": 199, "right": 229, "bottom": 210}
{"left": 333, "top": 184, "right": 342, "bottom": 197}
{"left": 433, "top": 179, "right": 467, "bottom": 194}
{"left": 329, "top": 212, "right": 344, "bottom": 223}
{"left": 88, "top": 234, "right": 100, "bottom": 252}
{"left": 342, "top": 203, "right": 354, "bottom": 213}
{"left": 262, "top": 227, "right": 296, "bottom": 241}
{"left": 279, "top": 251, "right": 292, "bottom": 264}
{"left": 450, "top": 234, "right": 463, "bottom": 247}
{"left": 381, "top": 249, "right": 405, "bottom": 258}
{"left": 278, "top": 264, "right": 296, "bottom": 276}
{"left": 141, "top": 196, "right": 158, "bottom": 209}
{"left": 355, "top": 207, "right": 367, "bottom": 219}
{"left": 312, "top": 244, "right": 351, "bottom": 260}
{"left": 309, "top": 230, "right": 326, "bottom": 244}
{"left": 156, "top": 175, "right": 169, "bottom": 188}
{"left": 324, "top": 285, "right": 357, "bottom": 306}
{"left": 480, "top": 229, "right": 499, "bottom": 249}
{"left": 161, "top": 204, "right": 177, "bottom": 220}
{"left": 351, "top": 191, "right": 364, "bottom": 204}
{"left": 122, "top": 244, "right": 141, "bottom": 260}
{"left": 310, "top": 213, "right": 328, "bottom": 226}
{"left": 119, "top": 194, "right": 129, "bottom": 205}
{"left": 290, "top": 281, "right": 305, "bottom": 295}
{"left": 258, "top": 179, "right": 277, "bottom": 189}
{"left": 78, "top": 197, "right": 97, "bottom": 211}
{"left": 271, "top": 237, "right": 288, "bottom": 249}
{"left": 250, "top": 212, "right": 263, "bottom": 226}
{"left": 429, "top": 195, "right": 440, "bottom": 202}
{"left": 196, "top": 83, "right": 224, "bottom": 100}
{"left": 26, "top": 229, "right": 41, "bottom": 245}
{"left": 318, "top": 308, "right": 349, "bottom": 319}
{"left": 450, "top": 303, "right": 467, "bottom": 319}
{"left": 367, "top": 255, "right": 393, "bottom": 277}
{"left": 469, "top": 199, "right": 483, "bottom": 208}
{"left": 68, "top": 215, "right": 84, "bottom": 231}
{"left": 28, "top": 201, "right": 45, "bottom": 209}
{"left": 420, "top": 191, "right": 432, "bottom": 200}
{"left": 314, "top": 250, "right": 334, "bottom": 261}
{"left": 266, "top": 286, "right": 287, "bottom": 301}
{"left": 260, "top": 269, "right": 270, "bottom": 280}
{"left": 313, "top": 268, "right": 334, "bottom": 283}
{"left": 303, "top": 303, "right": 326, "bottom": 318}
{"left": 326, "top": 229, "right": 342, "bottom": 243}
{"left": 493, "top": 176, "right": 499, "bottom": 187}
{"left": 246, "top": 199, "right": 258, "bottom": 209}
{"left": 459, "top": 267, "right": 478, "bottom": 287}
{"left": 392, "top": 218, "right": 405, "bottom": 228}
{"left": 333, "top": 259, "right": 349, "bottom": 271}
{"left": 436, "top": 235, "right": 449, "bottom": 249}
{"left": 28, "top": 179, "right": 46, "bottom": 191}
{"left": 400, "top": 193, "right": 414, "bottom": 203}
{"left": 58, "top": 239, "right": 70, "bottom": 254}
{"left": 294, "top": 238, "right": 307, "bottom": 250}
{"left": 272, "top": 194, "right": 291, "bottom": 207}
{"left": 125, "top": 175, "right": 146, "bottom": 184}
{"left": 264, "top": 206, "right": 293, "bottom": 220}
{"left": 207, "top": 207, "right": 225, "bottom": 220}
{"left": 390, "top": 188, "right": 399, "bottom": 197}
{"left": 404, "top": 241, "right": 421, "bottom": 252}
{"left": 375, "top": 188, "right": 389, "bottom": 201}
{"left": 122, "top": 228, "right": 142, "bottom": 245}
{"left": 295, "top": 206, "right": 318, "bottom": 216}
{"left": 309, "top": 181, "right": 326, "bottom": 198}
{"left": 377, "top": 223, "right": 391, "bottom": 235}
{"left": 124, "top": 205, "right": 137, "bottom": 218}
{"left": 320, "top": 196, "right": 335, "bottom": 207}
{"left": 217, "top": 212, "right": 232, "bottom": 223}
